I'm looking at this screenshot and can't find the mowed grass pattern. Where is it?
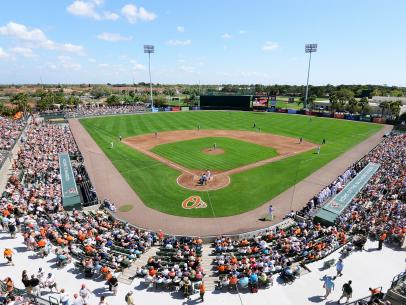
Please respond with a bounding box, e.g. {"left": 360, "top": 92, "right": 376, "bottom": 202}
{"left": 151, "top": 137, "right": 278, "bottom": 171}
{"left": 80, "top": 111, "right": 382, "bottom": 217}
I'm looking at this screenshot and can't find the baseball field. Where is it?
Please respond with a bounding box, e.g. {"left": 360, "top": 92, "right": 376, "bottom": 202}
{"left": 80, "top": 111, "right": 382, "bottom": 218}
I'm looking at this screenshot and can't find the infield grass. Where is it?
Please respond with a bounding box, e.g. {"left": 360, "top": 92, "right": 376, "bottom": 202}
{"left": 151, "top": 137, "right": 278, "bottom": 171}
{"left": 80, "top": 111, "right": 382, "bottom": 217}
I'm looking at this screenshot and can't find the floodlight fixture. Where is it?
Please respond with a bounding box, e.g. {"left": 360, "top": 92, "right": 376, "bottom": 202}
{"left": 144, "top": 45, "right": 155, "bottom": 109}
{"left": 304, "top": 43, "right": 318, "bottom": 109}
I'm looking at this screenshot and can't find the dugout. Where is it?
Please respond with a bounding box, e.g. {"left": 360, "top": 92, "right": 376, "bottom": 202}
{"left": 199, "top": 95, "right": 252, "bottom": 111}
{"left": 59, "top": 152, "right": 81, "bottom": 210}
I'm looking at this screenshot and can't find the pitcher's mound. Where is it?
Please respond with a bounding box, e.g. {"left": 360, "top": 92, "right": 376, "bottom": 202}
{"left": 177, "top": 172, "right": 230, "bottom": 191}
{"left": 202, "top": 148, "right": 224, "bottom": 155}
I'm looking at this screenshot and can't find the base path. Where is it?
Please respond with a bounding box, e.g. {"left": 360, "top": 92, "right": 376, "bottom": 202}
{"left": 123, "top": 130, "right": 316, "bottom": 190}
{"left": 69, "top": 119, "right": 392, "bottom": 237}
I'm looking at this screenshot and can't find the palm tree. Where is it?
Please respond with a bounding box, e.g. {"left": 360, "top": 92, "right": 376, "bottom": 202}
{"left": 106, "top": 95, "right": 120, "bottom": 105}
{"left": 389, "top": 100, "right": 402, "bottom": 119}
{"left": 347, "top": 97, "right": 358, "bottom": 114}
{"left": 379, "top": 101, "right": 389, "bottom": 117}
{"left": 329, "top": 92, "right": 339, "bottom": 114}
{"left": 11, "top": 93, "right": 29, "bottom": 116}
{"left": 358, "top": 97, "right": 369, "bottom": 115}
{"left": 308, "top": 95, "right": 317, "bottom": 110}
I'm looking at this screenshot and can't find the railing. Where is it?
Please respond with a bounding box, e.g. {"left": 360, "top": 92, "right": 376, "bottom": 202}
{"left": 391, "top": 270, "right": 406, "bottom": 289}
{"left": 0, "top": 280, "right": 59, "bottom": 305}
{"left": 346, "top": 287, "right": 383, "bottom": 305}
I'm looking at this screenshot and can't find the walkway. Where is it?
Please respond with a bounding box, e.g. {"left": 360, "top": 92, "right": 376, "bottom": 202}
{"left": 2, "top": 231, "right": 404, "bottom": 305}
{"left": 118, "top": 246, "right": 160, "bottom": 285}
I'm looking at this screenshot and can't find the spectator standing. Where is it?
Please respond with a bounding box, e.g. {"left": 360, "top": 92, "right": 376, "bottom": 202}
{"left": 108, "top": 275, "right": 119, "bottom": 296}
{"left": 99, "top": 295, "right": 108, "bottom": 305}
{"left": 59, "top": 288, "right": 70, "bottom": 305}
{"left": 8, "top": 217, "right": 16, "bottom": 238}
{"left": 4, "top": 277, "right": 14, "bottom": 294}
{"left": 336, "top": 259, "right": 344, "bottom": 277}
{"left": 378, "top": 232, "right": 387, "bottom": 250}
{"left": 30, "top": 274, "right": 40, "bottom": 296}
{"left": 45, "top": 273, "right": 58, "bottom": 292}
{"left": 3, "top": 248, "right": 14, "bottom": 266}
{"left": 199, "top": 281, "right": 206, "bottom": 302}
{"left": 323, "top": 276, "right": 335, "bottom": 299}
{"left": 338, "top": 280, "right": 353, "bottom": 304}
{"left": 72, "top": 293, "right": 83, "bottom": 305}
{"left": 79, "top": 284, "right": 92, "bottom": 303}
{"left": 21, "top": 270, "right": 32, "bottom": 294}
{"left": 125, "top": 291, "right": 135, "bottom": 305}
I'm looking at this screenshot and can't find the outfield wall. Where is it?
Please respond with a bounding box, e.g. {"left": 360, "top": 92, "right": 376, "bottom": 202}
{"left": 199, "top": 95, "right": 252, "bottom": 111}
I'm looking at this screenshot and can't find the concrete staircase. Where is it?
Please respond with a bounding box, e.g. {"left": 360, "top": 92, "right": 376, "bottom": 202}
{"left": 118, "top": 245, "right": 159, "bottom": 285}
{"left": 117, "top": 244, "right": 219, "bottom": 290}
{"left": 200, "top": 243, "right": 217, "bottom": 291}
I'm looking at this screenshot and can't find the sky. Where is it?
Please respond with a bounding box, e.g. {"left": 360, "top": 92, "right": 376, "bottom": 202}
{"left": 0, "top": 0, "right": 405, "bottom": 85}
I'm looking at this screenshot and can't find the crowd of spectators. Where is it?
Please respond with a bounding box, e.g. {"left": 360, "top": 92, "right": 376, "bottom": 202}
{"left": 64, "top": 104, "right": 146, "bottom": 118}
{"left": 336, "top": 134, "right": 406, "bottom": 249}
{"left": 0, "top": 112, "right": 405, "bottom": 302}
{"left": 212, "top": 133, "right": 406, "bottom": 293}
{"left": 140, "top": 236, "right": 205, "bottom": 297}
{"left": 0, "top": 117, "right": 156, "bottom": 303}
{"left": 0, "top": 116, "right": 26, "bottom": 168}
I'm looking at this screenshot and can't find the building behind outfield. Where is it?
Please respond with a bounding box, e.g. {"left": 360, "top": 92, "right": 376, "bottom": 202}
{"left": 199, "top": 95, "right": 252, "bottom": 111}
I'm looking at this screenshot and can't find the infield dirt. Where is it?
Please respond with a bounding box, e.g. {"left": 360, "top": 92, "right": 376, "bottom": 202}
{"left": 123, "top": 130, "right": 316, "bottom": 191}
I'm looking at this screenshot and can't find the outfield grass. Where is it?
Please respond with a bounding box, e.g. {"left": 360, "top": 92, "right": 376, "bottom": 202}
{"left": 151, "top": 137, "right": 278, "bottom": 171}
{"left": 80, "top": 111, "right": 382, "bottom": 217}
{"left": 275, "top": 101, "right": 302, "bottom": 110}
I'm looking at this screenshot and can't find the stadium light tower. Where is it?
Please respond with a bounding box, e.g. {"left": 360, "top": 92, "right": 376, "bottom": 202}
{"left": 304, "top": 43, "right": 317, "bottom": 109}
{"left": 144, "top": 44, "right": 155, "bottom": 110}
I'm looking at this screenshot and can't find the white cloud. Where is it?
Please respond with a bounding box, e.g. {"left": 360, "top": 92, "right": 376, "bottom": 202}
{"left": 167, "top": 39, "right": 191, "bottom": 46}
{"left": 12, "top": 47, "right": 35, "bottom": 57}
{"left": 58, "top": 55, "right": 81, "bottom": 70}
{"left": 47, "top": 63, "right": 57, "bottom": 70}
{"left": 129, "top": 59, "right": 145, "bottom": 71}
{"left": 98, "top": 63, "right": 109, "bottom": 67}
{"left": 0, "top": 22, "right": 84, "bottom": 54}
{"left": 67, "top": 1, "right": 119, "bottom": 21}
{"left": 91, "top": 0, "right": 104, "bottom": 6}
{"left": 67, "top": 0, "right": 100, "bottom": 19}
{"left": 176, "top": 26, "right": 184, "bottom": 32}
{"left": 0, "top": 47, "right": 9, "bottom": 59}
{"left": 103, "top": 11, "right": 120, "bottom": 20}
{"left": 59, "top": 43, "right": 84, "bottom": 53}
{"left": 180, "top": 65, "right": 196, "bottom": 73}
{"left": 88, "top": 58, "right": 96, "bottom": 62}
{"left": 97, "top": 32, "right": 132, "bottom": 42}
{"left": 221, "top": 33, "right": 231, "bottom": 39}
{"left": 262, "top": 41, "right": 279, "bottom": 52}
{"left": 239, "top": 30, "right": 247, "bottom": 34}
{"left": 121, "top": 4, "right": 156, "bottom": 23}
{"left": 0, "top": 22, "right": 47, "bottom": 41}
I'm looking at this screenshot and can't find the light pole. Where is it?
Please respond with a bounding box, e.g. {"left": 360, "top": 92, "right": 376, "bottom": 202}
{"left": 144, "top": 44, "right": 155, "bottom": 110}
{"left": 304, "top": 43, "right": 317, "bottom": 109}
